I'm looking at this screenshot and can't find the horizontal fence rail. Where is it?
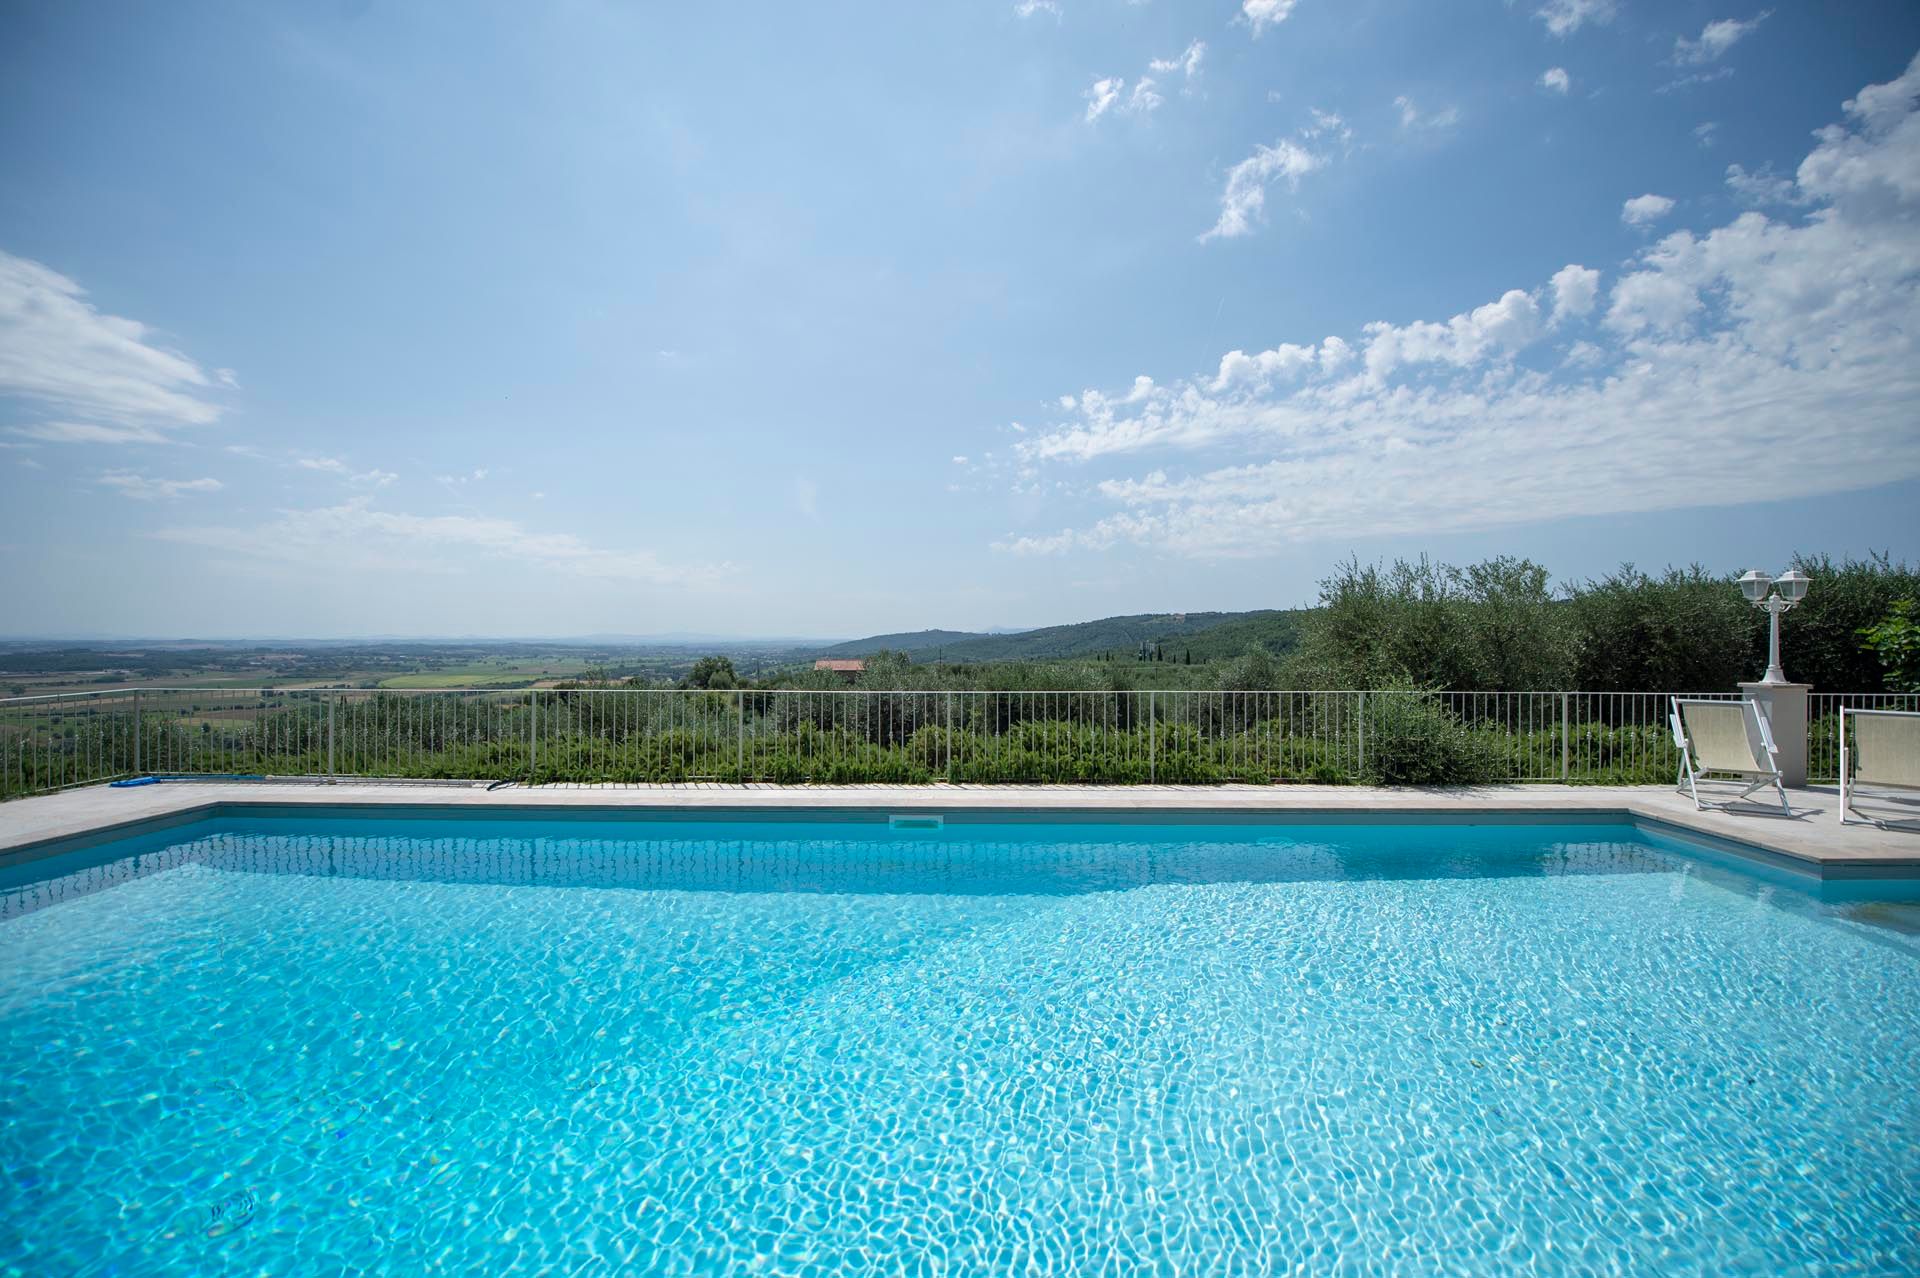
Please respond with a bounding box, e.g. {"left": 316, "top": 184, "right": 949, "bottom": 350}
{"left": 0, "top": 686, "right": 1812, "bottom": 800}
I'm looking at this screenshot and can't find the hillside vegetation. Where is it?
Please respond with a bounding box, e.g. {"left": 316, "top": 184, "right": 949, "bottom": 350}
{"left": 794, "top": 552, "right": 1917, "bottom": 695}
{"left": 819, "top": 611, "right": 1305, "bottom": 664}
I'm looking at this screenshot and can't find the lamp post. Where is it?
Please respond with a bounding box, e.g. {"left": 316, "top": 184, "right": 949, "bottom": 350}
{"left": 1736, "top": 567, "right": 1813, "bottom": 787}
{"left": 1739, "top": 568, "right": 1811, "bottom": 686}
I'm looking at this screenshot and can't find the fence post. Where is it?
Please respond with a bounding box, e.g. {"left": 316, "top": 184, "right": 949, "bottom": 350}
{"left": 737, "top": 692, "right": 746, "bottom": 780}
{"left": 1559, "top": 693, "right": 1570, "bottom": 782}
{"left": 328, "top": 694, "right": 337, "bottom": 777}
{"left": 1357, "top": 691, "right": 1366, "bottom": 780}
{"left": 529, "top": 689, "right": 539, "bottom": 783}
{"left": 1148, "top": 691, "right": 1156, "bottom": 784}
{"left": 946, "top": 692, "right": 954, "bottom": 783}
{"left": 132, "top": 691, "right": 142, "bottom": 776}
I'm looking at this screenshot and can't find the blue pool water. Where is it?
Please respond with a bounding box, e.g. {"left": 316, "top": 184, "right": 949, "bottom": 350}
{"left": 1, "top": 811, "right": 1915, "bottom": 1276}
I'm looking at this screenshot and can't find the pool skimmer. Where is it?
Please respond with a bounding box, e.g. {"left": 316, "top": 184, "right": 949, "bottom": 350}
{"left": 888, "top": 813, "right": 944, "bottom": 832}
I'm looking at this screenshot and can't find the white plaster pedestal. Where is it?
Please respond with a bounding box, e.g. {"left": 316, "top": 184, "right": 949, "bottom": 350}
{"left": 1739, "top": 681, "right": 1812, "bottom": 787}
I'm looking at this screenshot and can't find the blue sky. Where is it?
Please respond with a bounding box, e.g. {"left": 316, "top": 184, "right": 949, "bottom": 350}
{"left": 1, "top": 1, "right": 1916, "bottom": 639}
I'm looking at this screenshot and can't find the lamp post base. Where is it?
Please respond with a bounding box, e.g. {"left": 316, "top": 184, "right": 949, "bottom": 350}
{"left": 1739, "top": 681, "right": 1812, "bottom": 787}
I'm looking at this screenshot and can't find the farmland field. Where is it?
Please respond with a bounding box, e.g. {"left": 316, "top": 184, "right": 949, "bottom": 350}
{"left": 0, "top": 640, "right": 818, "bottom": 696}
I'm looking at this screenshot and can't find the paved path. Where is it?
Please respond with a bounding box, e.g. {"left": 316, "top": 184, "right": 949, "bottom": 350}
{"left": 3, "top": 779, "right": 1915, "bottom": 875}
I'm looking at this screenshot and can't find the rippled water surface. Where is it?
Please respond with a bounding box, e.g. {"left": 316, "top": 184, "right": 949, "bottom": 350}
{"left": 2, "top": 813, "right": 1916, "bottom": 1276}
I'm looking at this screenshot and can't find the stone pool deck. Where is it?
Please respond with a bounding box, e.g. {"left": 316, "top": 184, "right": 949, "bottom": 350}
{"left": 2, "top": 779, "right": 1916, "bottom": 879}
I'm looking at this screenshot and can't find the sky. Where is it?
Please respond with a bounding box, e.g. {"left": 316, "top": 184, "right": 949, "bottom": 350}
{"left": 1, "top": 1, "right": 1917, "bottom": 640}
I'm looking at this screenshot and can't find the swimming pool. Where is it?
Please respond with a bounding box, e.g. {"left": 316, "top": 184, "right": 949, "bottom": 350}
{"left": 2, "top": 809, "right": 1915, "bottom": 1275}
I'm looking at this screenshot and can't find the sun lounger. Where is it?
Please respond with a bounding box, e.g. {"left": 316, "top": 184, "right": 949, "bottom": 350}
{"left": 1670, "top": 697, "right": 1790, "bottom": 815}
{"left": 1839, "top": 707, "right": 1920, "bottom": 826}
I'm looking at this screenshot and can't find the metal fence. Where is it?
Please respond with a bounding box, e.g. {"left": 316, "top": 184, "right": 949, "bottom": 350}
{"left": 0, "top": 686, "right": 1801, "bottom": 800}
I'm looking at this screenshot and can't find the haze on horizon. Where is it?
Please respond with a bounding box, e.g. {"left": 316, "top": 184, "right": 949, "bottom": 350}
{"left": 3, "top": 2, "right": 1918, "bottom": 641}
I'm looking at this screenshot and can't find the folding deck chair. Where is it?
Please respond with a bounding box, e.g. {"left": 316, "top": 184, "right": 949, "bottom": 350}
{"left": 1839, "top": 707, "right": 1920, "bottom": 827}
{"left": 1670, "top": 697, "right": 1790, "bottom": 815}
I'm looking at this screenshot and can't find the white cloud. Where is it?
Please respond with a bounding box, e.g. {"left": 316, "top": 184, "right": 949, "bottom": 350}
{"left": 1621, "top": 193, "right": 1677, "bottom": 225}
{"left": 154, "top": 497, "right": 719, "bottom": 585}
{"left": 301, "top": 456, "right": 399, "bottom": 487}
{"left": 1536, "top": 0, "right": 1615, "bottom": 38}
{"left": 1675, "top": 13, "right": 1770, "bottom": 65}
{"left": 997, "top": 56, "right": 1920, "bottom": 558}
{"left": 98, "top": 470, "right": 222, "bottom": 500}
{"left": 1561, "top": 340, "right": 1605, "bottom": 369}
{"left": 1360, "top": 290, "right": 1542, "bottom": 382}
{"left": 1796, "top": 54, "right": 1920, "bottom": 220}
{"left": 1725, "top": 163, "right": 1797, "bottom": 206}
{"left": 952, "top": 455, "right": 969, "bottom": 465}
{"left": 1539, "top": 67, "right": 1571, "bottom": 95}
{"left": 1210, "top": 336, "right": 1350, "bottom": 393}
{"left": 1149, "top": 40, "right": 1206, "bottom": 82}
{"left": 1084, "top": 76, "right": 1123, "bottom": 122}
{"left": 1603, "top": 270, "right": 1700, "bottom": 333}
{"left": 1659, "top": 66, "right": 1736, "bottom": 95}
{"left": 1242, "top": 1, "right": 1298, "bottom": 37}
{"left": 1200, "top": 139, "right": 1326, "bottom": 241}
{"left": 1087, "top": 41, "right": 1205, "bottom": 124}
{"left": 1013, "top": 0, "right": 1060, "bottom": 18}
{"left": 1694, "top": 121, "right": 1720, "bottom": 147}
{"left": 1300, "top": 108, "right": 1352, "bottom": 148}
{"left": 0, "top": 250, "right": 227, "bottom": 443}
{"left": 1394, "top": 96, "right": 1461, "bottom": 131}
{"left": 1549, "top": 264, "right": 1601, "bottom": 323}
{"left": 6, "top": 421, "right": 172, "bottom": 445}
{"left": 1839, "top": 53, "right": 1920, "bottom": 134}
{"left": 435, "top": 467, "right": 489, "bottom": 487}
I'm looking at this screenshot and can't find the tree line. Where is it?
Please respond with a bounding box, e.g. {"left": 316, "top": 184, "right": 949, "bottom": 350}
{"left": 647, "top": 552, "right": 1918, "bottom": 696}
{"left": 1263, "top": 552, "right": 1916, "bottom": 693}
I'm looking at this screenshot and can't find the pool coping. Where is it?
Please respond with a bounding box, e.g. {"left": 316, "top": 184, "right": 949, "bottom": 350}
{"left": 3, "top": 781, "right": 1916, "bottom": 884}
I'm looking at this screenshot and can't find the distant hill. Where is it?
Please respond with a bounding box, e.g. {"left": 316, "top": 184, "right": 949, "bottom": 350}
{"left": 818, "top": 610, "right": 1306, "bottom": 664}
{"left": 816, "top": 629, "right": 983, "bottom": 657}
{"left": 1173, "top": 612, "right": 1309, "bottom": 663}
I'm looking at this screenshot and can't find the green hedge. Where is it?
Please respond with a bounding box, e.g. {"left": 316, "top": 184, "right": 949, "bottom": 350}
{"left": 1, "top": 696, "right": 1695, "bottom": 798}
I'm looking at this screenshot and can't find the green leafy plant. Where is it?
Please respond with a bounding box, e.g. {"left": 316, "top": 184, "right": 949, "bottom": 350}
{"left": 682, "top": 655, "right": 737, "bottom": 690}
{"left": 1565, "top": 564, "right": 1757, "bottom": 692}
{"left": 1769, "top": 552, "right": 1920, "bottom": 689}
{"left": 1285, "top": 555, "right": 1575, "bottom": 692}
{"left": 1360, "top": 691, "right": 1504, "bottom": 786}
{"left": 1858, "top": 599, "right": 1920, "bottom": 692}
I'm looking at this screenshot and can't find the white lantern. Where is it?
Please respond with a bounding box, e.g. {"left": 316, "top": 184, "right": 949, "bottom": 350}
{"left": 1737, "top": 569, "right": 1773, "bottom": 603}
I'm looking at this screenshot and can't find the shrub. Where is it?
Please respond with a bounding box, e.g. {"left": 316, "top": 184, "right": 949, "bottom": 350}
{"left": 1360, "top": 692, "right": 1504, "bottom": 786}
{"left": 1858, "top": 599, "right": 1920, "bottom": 693}
{"left": 1566, "top": 564, "right": 1756, "bottom": 692}
{"left": 682, "top": 656, "right": 737, "bottom": 690}
{"left": 1772, "top": 553, "right": 1920, "bottom": 690}
{"left": 1284, "top": 555, "right": 1575, "bottom": 692}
